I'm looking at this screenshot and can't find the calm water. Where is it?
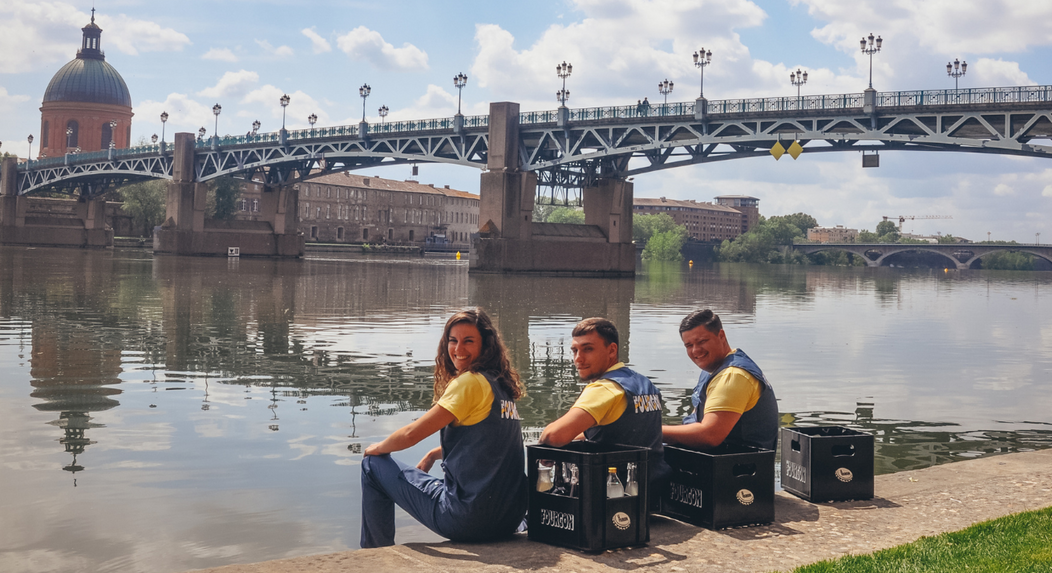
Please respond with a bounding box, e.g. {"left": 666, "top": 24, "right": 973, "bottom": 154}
{"left": 1, "top": 246, "right": 1050, "bottom": 572}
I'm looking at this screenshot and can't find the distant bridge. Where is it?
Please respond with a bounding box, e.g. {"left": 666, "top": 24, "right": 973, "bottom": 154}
{"left": 792, "top": 242, "right": 1052, "bottom": 269}
{"left": 12, "top": 84, "right": 1052, "bottom": 196}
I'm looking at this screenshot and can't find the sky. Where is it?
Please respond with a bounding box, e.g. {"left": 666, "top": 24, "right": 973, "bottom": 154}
{"left": 1, "top": 0, "right": 1050, "bottom": 242}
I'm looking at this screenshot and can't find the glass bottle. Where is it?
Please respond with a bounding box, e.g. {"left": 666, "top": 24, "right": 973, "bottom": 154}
{"left": 568, "top": 463, "right": 579, "bottom": 498}
{"left": 606, "top": 467, "right": 624, "bottom": 498}
{"left": 536, "top": 461, "right": 553, "bottom": 492}
{"left": 550, "top": 462, "right": 567, "bottom": 496}
{"left": 624, "top": 462, "right": 639, "bottom": 496}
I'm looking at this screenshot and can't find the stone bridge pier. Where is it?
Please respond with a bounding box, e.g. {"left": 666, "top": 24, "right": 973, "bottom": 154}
{"left": 153, "top": 133, "right": 304, "bottom": 257}
{"left": 0, "top": 156, "right": 112, "bottom": 248}
{"left": 470, "top": 102, "right": 636, "bottom": 276}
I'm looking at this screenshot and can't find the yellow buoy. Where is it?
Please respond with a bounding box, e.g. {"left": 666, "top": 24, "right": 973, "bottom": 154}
{"left": 456, "top": 251, "right": 461, "bottom": 260}
{"left": 689, "top": 260, "right": 694, "bottom": 267}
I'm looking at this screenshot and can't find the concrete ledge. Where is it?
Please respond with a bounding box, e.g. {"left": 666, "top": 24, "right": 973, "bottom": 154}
{"left": 154, "top": 228, "right": 304, "bottom": 257}
{"left": 185, "top": 448, "right": 1052, "bottom": 573}
{"left": 0, "top": 226, "right": 112, "bottom": 248}
{"left": 471, "top": 237, "right": 635, "bottom": 276}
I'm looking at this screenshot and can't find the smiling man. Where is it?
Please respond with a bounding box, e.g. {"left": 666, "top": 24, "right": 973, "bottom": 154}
{"left": 662, "top": 309, "right": 778, "bottom": 451}
{"left": 539, "top": 317, "right": 671, "bottom": 492}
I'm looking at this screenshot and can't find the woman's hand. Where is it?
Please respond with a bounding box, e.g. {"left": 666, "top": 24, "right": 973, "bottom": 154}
{"left": 362, "top": 405, "right": 457, "bottom": 458}
{"left": 416, "top": 446, "right": 443, "bottom": 472}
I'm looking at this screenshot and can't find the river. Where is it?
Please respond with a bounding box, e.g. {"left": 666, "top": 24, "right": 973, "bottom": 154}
{"left": 1, "top": 246, "right": 1049, "bottom": 572}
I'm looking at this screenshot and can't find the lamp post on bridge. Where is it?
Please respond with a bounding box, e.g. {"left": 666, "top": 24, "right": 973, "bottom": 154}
{"left": 27, "top": 134, "right": 33, "bottom": 161}
{"left": 109, "top": 119, "right": 117, "bottom": 149}
{"left": 556, "top": 61, "right": 572, "bottom": 107}
{"left": 693, "top": 48, "right": 712, "bottom": 98}
{"left": 66, "top": 127, "right": 74, "bottom": 151}
{"left": 198, "top": 127, "right": 206, "bottom": 142}
{"left": 947, "top": 58, "right": 967, "bottom": 90}
{"left": 151, "top": 134, "right": 158, "bottom": 144}
{"left": 160, "top": 111, "right": 168, "bottom": 154}
{"left": 252, "top": 120, "right": 261, "bottom": 136}
{"left": 790, "top": 68, "right": 808, "bottom": 100}
{"left": 860, "top": 33, "right": 882, "bottom": 89}
{"left": 378, "top": 105, "right": 389, "bottom": 128}
{"left": 359, "top": 84, "right": 371, "bottom": 137}
{"left": 308, "top": 113, "right": 317, "bottom": 137}
{"left": 279, "top": 94, "right": 290, "bottom": 146}
{"left": 658, "top": 79, "right": 673, "bottom": 107}
{"left": 453, "top": 73, "right": 468, "bottom": 115}
{"left": 212, "top": 104, "right": 222, "bottom": 147}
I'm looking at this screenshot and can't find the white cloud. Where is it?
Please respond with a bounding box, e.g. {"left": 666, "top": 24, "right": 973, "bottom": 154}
{"left": 302, "top": 28, "right": 331, "bottom": 54}
{"left": 993, "top": 183, "right": 1014, "bottom": 196}
{"left": 255, "top": 39, "right": 293, "bottom": 58}
{"left": 197, "top": 70, "right": 260, "bottom": 99}
{"left": 336, "top": 26, "right": 428, "bottom": 71}
{"left": 1043, "top": 185, "right": 1052, "bottom": 198}
{"left": 104, "top": 13, "right": 190, "bottom": 55}
{"left": 240, "top": 86, "right": 327, "bottom": 130}
{"left": 382, "top": 85, "right": 458, "bottom": 121}
{"left": 0, "top": 86, "right": 31, "bottom": 113}
{"left": 202, "top": 48, "right": 238, "bottom": 63}
{"left": 135, "top": 94, "right": 217, "bottom": 138}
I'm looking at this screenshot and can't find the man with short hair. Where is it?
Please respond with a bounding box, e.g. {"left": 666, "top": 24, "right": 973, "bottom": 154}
{"left": 540, "top": 317, "right": 671, "bottom": 489}
{"left": 662, "top": 309, "right": 778, "bottom": 450}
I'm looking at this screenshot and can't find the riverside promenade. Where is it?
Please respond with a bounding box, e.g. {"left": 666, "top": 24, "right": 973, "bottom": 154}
{"left": 187, "top": 449, "right": 1052, "bottom": 573}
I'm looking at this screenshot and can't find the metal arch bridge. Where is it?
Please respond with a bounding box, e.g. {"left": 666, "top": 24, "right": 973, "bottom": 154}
{"left": 792, "top": 242, "right": 1052, "bottom": 270}
{"left": 13, "top": 84, "right": 1052, "bottom": 196}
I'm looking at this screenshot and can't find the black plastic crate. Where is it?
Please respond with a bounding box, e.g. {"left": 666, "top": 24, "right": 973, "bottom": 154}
{"left": 658, "top": 443, "right": 775, "bottom": 529}
{"left": 527, "top": 442, "right": 649, "bottom": 552}
{"left": 781, "top": 426, "right": 874, "bottom": 502}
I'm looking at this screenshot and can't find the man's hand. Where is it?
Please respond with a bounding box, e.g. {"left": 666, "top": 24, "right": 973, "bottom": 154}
{"left": 540, "top": 408, "right": 597, "bottom": 447}
{"left": 662, "top": 410, "right": 742, "bottom": 449}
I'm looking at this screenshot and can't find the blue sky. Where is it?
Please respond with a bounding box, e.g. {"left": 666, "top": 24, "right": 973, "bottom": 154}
{"left": 2, "top": 0, "right": 1051, "bottom": 242}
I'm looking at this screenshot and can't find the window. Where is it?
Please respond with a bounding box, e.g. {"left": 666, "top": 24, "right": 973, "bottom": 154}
{"left": 337, "top": 227, "right": 344, "bottom": 240}
{"left": 252, "top": 199, "right": 259, "bottom": 212}
{"left": 310, "top": 225, "right": 318, "bottom": 239}
{"left": 42, "top": 121, "right": 49, "bottom": 148}
{"left": 101, "top": 122, "right": 113, "bottom": 148}
{"left": 409, "top": 230, "right": 415, "bottom": 241}
{"left": 362, "top": 228, "right": 369, "bottom": 240}
{"left": 326, "top": 205, "right": 330, "bottom": 219}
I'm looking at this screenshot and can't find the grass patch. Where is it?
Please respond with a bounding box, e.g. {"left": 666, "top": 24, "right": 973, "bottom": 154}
{"left": 792, "top": 506, "right": 1052, "bottom": 573}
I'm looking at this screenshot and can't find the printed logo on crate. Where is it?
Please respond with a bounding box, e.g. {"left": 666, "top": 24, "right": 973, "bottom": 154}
{"left": 835, "top": 467, "right": 854, "bottom": 483}
{"left": 612, "top": 512, "right": 632, "bottom": 531}
{"left": 539, "top": 508, "right": 575, "bottom": 531}
{"left": 668, "top": 482, "right": 704, "bottom": 508}
{"left": 736, "top": 489, "right": 755, "bottom": 505}
{"left": 784, "top": 460, "right": 807, "bottom": 483}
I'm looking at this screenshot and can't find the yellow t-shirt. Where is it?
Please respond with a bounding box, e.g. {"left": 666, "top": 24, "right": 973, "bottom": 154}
{"left": 571, "top": 362, "right": 629, "bottom": 426}
{"left": 436, "top": 372, "right": 493, "bottom": 426}
{"left": 702, "top": 350, "right": 762, "bottom": 415}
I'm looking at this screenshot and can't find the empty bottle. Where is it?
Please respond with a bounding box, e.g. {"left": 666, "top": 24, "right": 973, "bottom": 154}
{"left": 624, "top": 462, "right": 639, "bottom": 496}
{"left": 606, "top": 467, "right": 624, "bottom": 498}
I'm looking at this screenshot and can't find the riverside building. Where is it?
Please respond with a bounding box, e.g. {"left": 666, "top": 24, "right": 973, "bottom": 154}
{"left": 633, "top": 196, "right": 759, "bottom": 242}
{"left": 236, "top": 172, "right": 479, "bottom": 246}
{"left": 807, "top": 225, "right": 859, "bottom": 243}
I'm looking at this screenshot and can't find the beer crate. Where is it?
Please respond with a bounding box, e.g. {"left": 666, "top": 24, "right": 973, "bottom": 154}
{"left": 527, "top": 442, "right": 649, "bottom": 552}
{"left": 780, "top": 426, "right": 874, "bottom": 502}
{"left": 659, "top": 443, "right": 775, "bottom": 529}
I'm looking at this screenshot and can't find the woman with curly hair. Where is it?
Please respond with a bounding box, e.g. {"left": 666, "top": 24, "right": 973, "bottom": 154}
{"left": 360, "top": 308, "right": 527, "bottom": 548}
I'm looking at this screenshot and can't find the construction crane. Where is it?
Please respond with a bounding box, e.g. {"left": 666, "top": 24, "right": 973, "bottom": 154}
{"left": 883, "top": 215, "right": 952, "bottom": 231}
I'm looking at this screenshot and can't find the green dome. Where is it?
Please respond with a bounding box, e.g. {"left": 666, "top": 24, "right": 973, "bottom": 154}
{"left": 43, "top": 57, "right": 132, "bottom": 107}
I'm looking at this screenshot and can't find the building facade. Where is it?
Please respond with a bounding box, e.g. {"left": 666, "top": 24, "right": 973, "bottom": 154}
{"left": 807, "top": 225, "right": 859, "bottom": 243}
{"left": 236, "top": 172, "right": 479, "bottom": 246}
{"left": 633, "top": 196, "right": 755, "bottom": 242}
{"left": 38, "top": 10, "right": 133, "bottom": 158}
{"left": 714, "top": 195, "right": 760, "bottom": 234}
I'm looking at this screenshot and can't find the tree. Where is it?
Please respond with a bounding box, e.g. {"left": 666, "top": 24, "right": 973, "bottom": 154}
{"left": 209, "top": 177, "right": 241, "bottom": 219}
{"left": 642, "top": 227, "right": 687, "bottom": 261}
{"left": 547, "top": 206, "right": 585, "bottom": 224}
{"left": 857, "top": 230, "right": 879, "bottom": 243}
{"left": 118, "top": 179, "right": 167, "bottom": 236}
{"left": 769, "top": 213, "right": 817, "bottom": 233}
{"left": 876, "top": 219, "right": 898, "bottom": 237}
{"left": 716, "top": 212, "right": 817, "bottom": 263}
{"left": 633, "top": 213, "right": 680, "bottom": 244}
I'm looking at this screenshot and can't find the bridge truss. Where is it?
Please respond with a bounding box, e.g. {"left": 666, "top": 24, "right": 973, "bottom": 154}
{"left": 13, "top": 85, "right": 1052, "bottom": 196}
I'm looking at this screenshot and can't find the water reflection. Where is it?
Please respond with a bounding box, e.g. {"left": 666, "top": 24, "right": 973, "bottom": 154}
{"left": 0, "top": 247, "right": 1049, "bottom": 573}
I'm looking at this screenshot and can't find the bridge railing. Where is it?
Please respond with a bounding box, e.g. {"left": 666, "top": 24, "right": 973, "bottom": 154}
{"left": 877, "top": 85, "right": 1052, "bottom": 107}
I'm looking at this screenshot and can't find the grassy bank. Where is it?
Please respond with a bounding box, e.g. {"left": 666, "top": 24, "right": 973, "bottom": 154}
{"left": 791, "top": 506, "right": 1052, "bottom": 573}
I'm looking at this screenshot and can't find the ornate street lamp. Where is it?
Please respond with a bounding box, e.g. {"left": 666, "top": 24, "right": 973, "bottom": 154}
{"left": 947, "top": 58, "right": 967, "bottom": 90}
{"left": 109, "top": 119, "right": 117, "bottom": 148}
{"left": 860, "top": 33, "right": 883, "bottom": 89}
{"left": 212, "top": 104, "right": 222, "bottom": 143}
{"left": 151, "top": 134, "right": 158, "bottom": 144}
{"left": 359, "top": 84, "right": 371, "bottom": 122}
{"left": 280, "top": 94, "right": 290, "bottom": 131}
{"left": 378, "top": 105, "right": 389, "bottom": 126}
{"left": 27, "top": 134, "right": 33, "bottom": 160}
{"left": 252, "top": 120, "right": 261, "bottom": 135}
{"left": 67, "top": 127, "right": 74, "bottom": 150}
{"left": 790, "top": 68, "right": 808, "bottom": 99}
{"left": 160, "top": 111, "right": 168, "bottom": 151}
{"left": 556, "top": 61, "right": 572, "bottom": 106}
{"left": 453, "top": 72, "right": 468, "bottom": 115}
{"left": 693, "top": 48, "right": 712, "bottom": 98}
{"left": 308, "top": 113, "right": 317, "bottom": 136}
{"left": 198, "top": 127, "right": 207, "bottom": 141}
{"left": 658, "top": 79, "right": 674, "bottom": 105}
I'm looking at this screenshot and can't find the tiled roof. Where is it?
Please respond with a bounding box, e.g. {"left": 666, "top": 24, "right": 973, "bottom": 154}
{"left": 43, "top": 58, "right": 132, "bottom": 107}
{"left": 634, "top": 197, "right": 741, "bottom": 213}
{"left": 308, "top": 172, "right": 478, "bottom": 200}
